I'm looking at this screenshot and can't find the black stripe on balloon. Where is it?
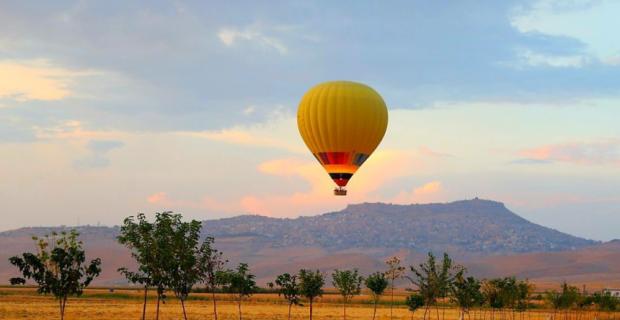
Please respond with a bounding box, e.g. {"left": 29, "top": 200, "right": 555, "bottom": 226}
{"left": 329, "top": 173, "right": 353, "bottom": 180}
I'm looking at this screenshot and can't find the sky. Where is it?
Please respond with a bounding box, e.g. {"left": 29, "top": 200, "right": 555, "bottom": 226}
{"left": 1, "top": 0, "right": 619, "bottom": 241}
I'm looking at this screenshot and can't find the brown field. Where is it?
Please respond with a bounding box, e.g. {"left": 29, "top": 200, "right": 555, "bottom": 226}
{"left": 0, "top": 288, "right": 616, "bottom": 320}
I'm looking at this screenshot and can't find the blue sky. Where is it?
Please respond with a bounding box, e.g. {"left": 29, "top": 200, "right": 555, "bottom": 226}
{"left": 1, "top": 0, "right": 619, "bottom": 240}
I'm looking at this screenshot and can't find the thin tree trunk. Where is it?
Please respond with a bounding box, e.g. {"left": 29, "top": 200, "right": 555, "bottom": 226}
{"left": 343, "top": 300, "right": 347, "bottom": 320}
{"left": 310, "top": 298, "right": 313, "bottom": 320}
{"left": 436, "top": 305, "right": 440, "bottom": 320}
{"left": 142, "top": 286, "right": 148, "bottom": 320}
{"left": 391, "top": 283, "right": 395, "bottom": 320}
{"left": 211, "top": 288, "right": 218, "bottom": 320}
{"left": 288, "top": 303, "right": 292, "bottom": 320}
{"left": 238, "top": 297, "right": 242, "bottom": 320}
{"left": 424, "top": 306, "right": 429, "bottom": 320}
{"left": 181, "top": 298, "right": 188, "bottom": 320}
{"left": 156, "top": 294, "right": 161, "bottom": 320}
{"left": 59, "top": 298, "right": 64, "bottom": 320}
{"left": 373, "top": 299, "right": 378, "bottom": 320}
{"left": 61, "top": 296, "right": 68, "bottom": 320}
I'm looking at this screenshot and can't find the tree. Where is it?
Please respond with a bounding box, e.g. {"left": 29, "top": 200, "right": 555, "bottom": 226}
{"left": 409, "top": 252, "right": 462, "bottom": 320}
{"left": 332, "top": 269, "right": 363, "bottom": 320}
{"left": 451, "top": 274, "right": 483, "bottom": 320}
{"left": 219, "top": 263, "right": 257, "bottom": 320}
{"left": 198, "top": 236, "right": 227, "bottom": 320}
{"left": 274, "top": 273, "right": 302, "bottom": 320}
{"left": 117, "top": 213, "right": 156, "bottom": 320}
{"left": 406, "top": 293, "right": 425, "bottom": 320}
{"left": 385, "top": 256, "right": 406, "bottom": 320}
{"left": 298, "top": 269, "right": 325, "bottom": 320}
{"left": 168, "top": 217, "right": 204, "bottom": 320}
{"left": 545, "top": 282, "right": 581, "bottom": 319}
{"left": 481, "top": 277, "right": 532, "bottom": 320}
{"left": 365, "top": 272, "right": 389, "bottom": 320}
{"left": 515, "top": 279, "right": 533, "bottom": 314}
{"left": 593, "top": 291, "right": 619, "bottom": 311}
{"left": 118, "top": 212, "right": 192, "bottom": 320}
{"left": 151, "top": 212, "right": 179, "bottom": 320}
{"left": 9, "top": 230, "right": 101, "bottom": 320}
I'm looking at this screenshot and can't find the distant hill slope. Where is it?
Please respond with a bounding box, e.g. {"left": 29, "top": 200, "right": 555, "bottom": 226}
{"left": 0, "top": 199, "right": 606, "bottom": 287}
{"left": 205, "top": 199, "right": 596, "bottom": 254}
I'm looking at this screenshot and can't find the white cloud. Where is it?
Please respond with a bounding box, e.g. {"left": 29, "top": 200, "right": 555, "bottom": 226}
{"left": 242, "top": 105, "right": 256, "bottom": 116}
{"left": 176, "top": 108, "right": 305, "bottom": 153}
{"left": 517, "top": 49, "right": 589, "bottom": 68}
{"left": 0, "top": 59, "right": 79, "bottom": 101}
{"left": 217, "top": 25, "right": 288, "bottom": 55}
{"left": 511, "top": 0, "right": 620, "bottom": 66}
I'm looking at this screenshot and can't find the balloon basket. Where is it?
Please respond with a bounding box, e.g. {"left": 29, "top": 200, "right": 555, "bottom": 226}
{"left": 334, "top": 187, "right": 347, "bottom": 196}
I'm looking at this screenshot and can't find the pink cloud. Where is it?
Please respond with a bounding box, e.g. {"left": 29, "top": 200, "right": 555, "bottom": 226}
{"left": 236, "top": 149, "right": 428, "bottom": 217}
{"left": 391, "top": 181, "right": 444, "bottom": 204}
{"left": 146, "top": 192, "right": 242, "bottom": 213}
{"left": 519, "top": 139, "right": 620, "bottom": 166}
{"left": 145, "top": 149, "right": 447, "bottom": 218}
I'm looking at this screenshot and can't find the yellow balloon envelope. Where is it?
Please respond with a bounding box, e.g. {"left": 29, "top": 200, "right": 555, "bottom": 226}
{"left": 297, "top": 81, "right": 388, "bottom": 195}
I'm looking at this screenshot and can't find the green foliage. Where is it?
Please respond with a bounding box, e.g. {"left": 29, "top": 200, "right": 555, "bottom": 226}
{"left": 515, "top": 280, "right": 533, "bottom": 311}
{"left": 219, "top": 263, "right": 257, "bottom": 299}
{"left": 298, "top": 269, "right": 324, "bottom": 320}
{"left": 365, "top": 272, "right": 389, "bottom": 300}
{"left": 118, "top": 212, "right": 220, "bottom": 320}
{"left": 366, "top": 271, "right": 389, "bottom": 320}
{"left": 405, "top": 293, "right": 425, "bottom": 312}
{"left": 409, "top": 252, "right": 463, "bottom": 307}
{"left": 298, "top": 269, "right": 325, "bottom": 301}
{"left": 9, "top": 230, "right": 101, "bottom": 319}
{"left": 274, "top": 273, "right": 302, "bottom": 306}
{"left": 545, "top": 282, "right": 581, "bottom": 310}
{"left": 332, "top": 269, "right": 363, "bottom": 303}
{"left": 168, "top": 217, "right": 203, "bottom": 304}
{"left": 451, "top": 274, "right": 483, "bottom": 312}
{"left": 218, "top": 263, "right": 257, "bottom": 320}
{"left": 198, "top": 236, "right": 226, "bottom": 291}
{"left": 482, "top": 277, "right": 532, "bottom": 310}
{"left": 592, "top": 291, "right": 619, "bottom": 311}
{"left": 117, "top": 213, "right": 156, "bottom": 288}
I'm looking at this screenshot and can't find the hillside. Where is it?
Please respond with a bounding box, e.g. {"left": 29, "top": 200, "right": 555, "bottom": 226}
{"left": 205, "top": 199, "right": 596, "bottom": 254}
{"left": 0, "top": 199, "right": 609, "bottom": 287}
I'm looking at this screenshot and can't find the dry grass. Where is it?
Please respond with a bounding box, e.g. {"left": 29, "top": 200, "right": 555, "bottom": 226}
{"left": 0, "top": 288, "right": 614, "bottom": 320}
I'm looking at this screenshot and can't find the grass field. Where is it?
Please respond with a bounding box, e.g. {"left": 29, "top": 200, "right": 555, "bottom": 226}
{"left": 0, "top": 288, "right": 616, "bottom": 320}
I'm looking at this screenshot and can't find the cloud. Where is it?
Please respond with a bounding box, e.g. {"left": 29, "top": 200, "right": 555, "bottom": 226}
{"left": 511, "top": 158, "right": 553, "bottom": 165}
{"left": 391, "top": 181, "right": 444, "bottom": 204}
{"left": 0, "top": 118, "right": 36, "bottom": 143}
{"left": 217, "top": 25, "right": 288, "bottom": 54}
{"left": 516, "top": 49, "right": 589, "bottom": 68}
{"left": 73, "top": 139, "right": 124, "bottom": 169}
{"left": 146, "top": 191, "right": 241, "bottom": 213}
{"left": 519, "top": 139, "right": 620, "bottom": 166}
{"left": 511, "top": 0, "right": 620, "bottom": 66}
{"left": 177, "top": 110, "right": 305, "bottom": 153}
{"left": 242, "top": 105, "right": 256, "bottom": 116}
{"left": 0, "top": 59, "right": 83, "bottom": 101}
{"left": 237, "top": 149, "right": 422, "bottom": 216}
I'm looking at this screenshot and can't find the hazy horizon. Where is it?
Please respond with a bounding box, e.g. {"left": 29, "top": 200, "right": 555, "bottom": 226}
{"left": 1, "top": 1, "right": 619, "bottom": 241}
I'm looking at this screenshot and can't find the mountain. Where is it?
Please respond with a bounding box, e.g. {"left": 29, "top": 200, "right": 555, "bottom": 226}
{"left": 204, "top": 199, "right": 596, "bottom": 254}
{"left": 0, "top": 199, "right": 611, "bottom": 288}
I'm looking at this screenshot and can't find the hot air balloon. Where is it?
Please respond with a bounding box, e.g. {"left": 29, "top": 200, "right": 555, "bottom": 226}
{"left": 297, "top": 81, "right": 388, "bottom": 196}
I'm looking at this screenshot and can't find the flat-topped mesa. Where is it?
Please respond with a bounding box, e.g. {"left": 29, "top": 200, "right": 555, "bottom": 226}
{"left": 0, "top": 199, "right": 598, "bottom": 255}
{"left": 343, "top": 198, "right": 507, "bottom": 213}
